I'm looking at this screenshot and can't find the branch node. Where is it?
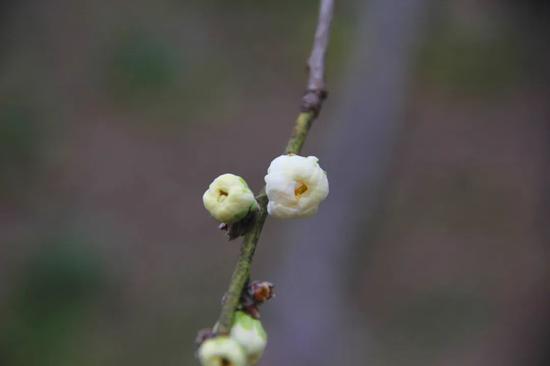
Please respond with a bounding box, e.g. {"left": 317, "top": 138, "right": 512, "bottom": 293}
{"left": 301, "top": 88, "right": 328, "bottom": 116}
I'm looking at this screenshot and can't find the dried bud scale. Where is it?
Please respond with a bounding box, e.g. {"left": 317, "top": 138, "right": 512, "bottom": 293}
{"left": 240, "top": 281, "right": 275, "bottom": 319}
{"left": 248, "top": 281, "right": 275, "bottom": 303}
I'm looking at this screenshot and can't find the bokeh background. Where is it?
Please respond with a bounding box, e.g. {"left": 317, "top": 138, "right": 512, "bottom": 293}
{"left": 1, "top": 0, "right": 549, "bottom": 365}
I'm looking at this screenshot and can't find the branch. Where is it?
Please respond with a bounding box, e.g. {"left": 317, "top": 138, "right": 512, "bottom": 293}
{"left": 214, "top": 0, "right": 334, "bottom": 335}
{"left": 302, "top": 0, "right": 333, "bottom": 116}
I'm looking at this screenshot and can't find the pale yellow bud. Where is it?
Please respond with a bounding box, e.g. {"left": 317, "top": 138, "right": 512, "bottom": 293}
{"left": 230, "top": 311, "right": 267, "bottom": 365}
{"left": 197, "top": 336, "right": 246, "bottom": 366}
{"left": 203, "top": 174, "right": 257, "bottom": 223}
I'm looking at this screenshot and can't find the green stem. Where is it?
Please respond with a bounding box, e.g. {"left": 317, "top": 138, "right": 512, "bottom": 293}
{"left": 285, "top": 112, "right": 315, "bottom": 155}
{"left": 215, "top": 193, "right": 268, "bottom": 334}
{"left": 215, "top": 112, "right": 317, "bottom": 334}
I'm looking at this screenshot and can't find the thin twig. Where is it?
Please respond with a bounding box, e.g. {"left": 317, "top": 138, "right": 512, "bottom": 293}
{"left": 214, "top": 0, "right": 334, "bottom": 335}
{"left": 302, "top": 0, "right": 334, "bottom": 115}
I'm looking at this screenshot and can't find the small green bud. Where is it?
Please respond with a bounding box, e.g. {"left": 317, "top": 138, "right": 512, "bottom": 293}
{"left": 203, "top": 174, "right": 257, "bottom": 224}
{"left": 230, "top": 311, "right": 268, "bottom": 365}
{"left": 198, "top": 336, "right": 246, "bottom": 366}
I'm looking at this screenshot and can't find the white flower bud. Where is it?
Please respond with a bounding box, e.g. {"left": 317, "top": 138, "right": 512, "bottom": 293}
{"left": 230, "top": 311, "right": 267, "bottom": 365}
{"left": 198, "top": 336, "right": 246, "bottom": 366}
{"left": 264, "top": 155, "right": 329, "bottom": 218}
{"left": 203, "top": 174, "right": 257, "bottom": 224}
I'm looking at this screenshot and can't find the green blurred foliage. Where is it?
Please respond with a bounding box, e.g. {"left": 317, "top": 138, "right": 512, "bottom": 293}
{"left": 417, "top": 23, "right": 523, "bottom": 95}
{"left": 106, "top": 31, "right": 178, "bottom": 101}
{"left": 101, "top": 27, "right": 236, "bottom": 126}
{"left": 0, "top": 99, "right": 42, "bottom": 199}
{"left": 0, "top": 239, "right": 108, "bottom": 366}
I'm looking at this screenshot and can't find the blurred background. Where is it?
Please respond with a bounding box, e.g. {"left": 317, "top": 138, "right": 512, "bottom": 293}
{"left": 0, "top": 0, "right": 549, "bottom": 365}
